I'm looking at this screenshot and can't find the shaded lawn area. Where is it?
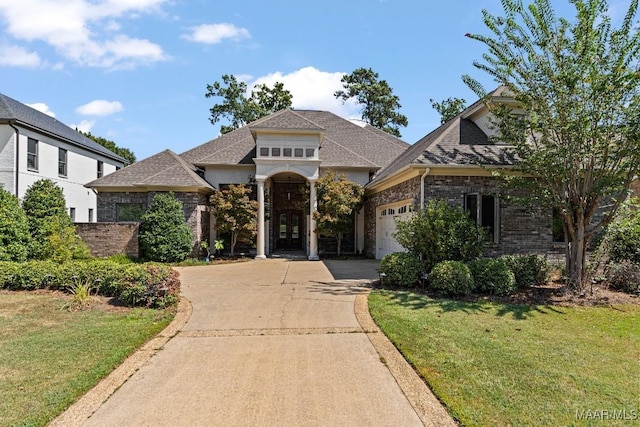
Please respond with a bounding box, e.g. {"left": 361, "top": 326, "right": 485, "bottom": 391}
{"left": 0, "top": 290, "right": 174, "bottom": 427}
{"left": 369, "top": 290, "right": 640, "bottom": 427}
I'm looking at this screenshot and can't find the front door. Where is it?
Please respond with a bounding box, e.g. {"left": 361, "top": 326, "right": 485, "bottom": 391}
{"left": 277, "top": 210, "right": 302, "bottom": 249}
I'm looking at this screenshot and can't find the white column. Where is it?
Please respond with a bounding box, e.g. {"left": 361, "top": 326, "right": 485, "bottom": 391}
{"left": 308, "top": 179, "right": 319, "bottom": 260}
{"left": 255, "top": 179, "right": 266, "bottom": 259}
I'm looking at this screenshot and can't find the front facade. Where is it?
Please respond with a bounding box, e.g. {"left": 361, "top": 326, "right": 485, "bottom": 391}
{"left": 0, "top": 93, "right": 126, "bottom": 222}
{"left": 88, "top": 109, "right": 409, "bottom": 259}
{"left": 364, "top": 88, "right": 555, "bottom": 259}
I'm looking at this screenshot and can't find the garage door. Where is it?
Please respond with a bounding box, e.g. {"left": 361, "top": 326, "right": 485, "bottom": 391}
{"left": 376, "top": 201, "right": 414, "bottom": 260}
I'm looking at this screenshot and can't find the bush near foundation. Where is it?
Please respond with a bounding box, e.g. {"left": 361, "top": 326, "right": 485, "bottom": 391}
{"left": 500, "top": 254, "right": 549, "bottom": 288}
{"left": 429, "top": 261, "right": 475, "bottom": 296}
{"left": 0, "top": 260, "right": 179, "bottom": 308}
{"left": 469, "top": 258, "right": 516, "bottom": 296}
{"left": 379, "top": 252, "right": 424, "bottom": 287}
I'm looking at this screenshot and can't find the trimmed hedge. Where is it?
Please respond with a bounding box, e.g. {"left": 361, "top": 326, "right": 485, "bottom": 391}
{"left": 379, "top": 252, "right": 424, "bottom": 287}
{"left": 429, "top": 261, "right": 475, "bottom": 296}
{"left": 0, "top": 260, "right": 180, "bottom": 308}
{"left": 500, "top": 254, "right": 549, "bottom": 288}
{"left": 469, "top": 258, "right": 516, "bottom": 296}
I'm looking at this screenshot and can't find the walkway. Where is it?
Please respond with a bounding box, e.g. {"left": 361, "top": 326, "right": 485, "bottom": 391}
{"left": 53, "top": 259, "right": 455, "bottom": 426}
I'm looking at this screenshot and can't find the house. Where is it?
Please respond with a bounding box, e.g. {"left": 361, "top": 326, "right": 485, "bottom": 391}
{"left": 0, "top": 93, "right": 127, "bottom": 222}
{"left": 86, "top": 109, "right": 409, "bottom": 259}
{"left": 364, "top": 88, "right": 554, "bottom": 259}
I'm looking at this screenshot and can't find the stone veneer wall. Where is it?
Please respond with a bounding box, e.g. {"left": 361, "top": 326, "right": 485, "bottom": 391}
{"left": 76, "top": 222, "right": 139, "bottom": 258}
{"left": 96, "top": 191, "right": 210, "bottom": 257}
{"left": 364, "top": 175, "right": 554, "bottom": 258}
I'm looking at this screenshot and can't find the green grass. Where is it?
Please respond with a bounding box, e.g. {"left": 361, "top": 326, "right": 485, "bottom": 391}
{"left": 0, "top": 290, "right": 174, "bottom": 427}
{"left": 369, "top": 290, "right": 640, "bottom": 427}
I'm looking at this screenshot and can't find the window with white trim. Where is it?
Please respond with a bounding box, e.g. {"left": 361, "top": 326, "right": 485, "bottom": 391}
{"left": 27, "top": 138, "right": 38, "bottom": 171}
{"left": 58, "top": 148, "right": 67, "bottom": 177}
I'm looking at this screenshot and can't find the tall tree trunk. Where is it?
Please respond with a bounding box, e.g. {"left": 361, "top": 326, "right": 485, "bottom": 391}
{"left": 567, "top": 220, "right": 587, "bottom": 292}
{"left": 336, "top": 232, "right": 342, "bottom": 257}
{"left": 230, "top": 232, "right": 237, "bottom": 256}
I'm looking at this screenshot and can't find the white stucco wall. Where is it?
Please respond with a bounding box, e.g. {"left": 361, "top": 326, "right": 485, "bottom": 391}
{"left": 6, "top": 124, "right": 124, "bottom": 222}
{"left": 205, "top": 166, "right": 255, "bottom": 188}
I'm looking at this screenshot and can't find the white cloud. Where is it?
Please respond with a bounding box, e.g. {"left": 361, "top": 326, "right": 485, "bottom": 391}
{"left": 69, "top": 119, "right": 96, "bottom": 133}
{"left": 0, "top": 0, "right": 169, "bottom": 69}
{"left": 26, "top": 102, "right": 55, "bottom": 117}
{"left": 250, "top": 66, "right": 360, "bottom": 119}
{"left": 0, "top": 44, "right": 41, "bottom": 67}
{"left": 183, "top": 23, "right": 251, "bottom": 44}
{"left": 76, "top": 100, "right": 123, "bottom": 116}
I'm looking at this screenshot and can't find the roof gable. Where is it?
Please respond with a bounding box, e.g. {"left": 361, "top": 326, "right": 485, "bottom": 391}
{"left": 180, "top": 110, "right": 409, "bottom": 170}
{"left": 0, "top": 93, "right": 126, "bottom": 163}
{"left": 86, "top": 149, "right": 214, "bottom": 191}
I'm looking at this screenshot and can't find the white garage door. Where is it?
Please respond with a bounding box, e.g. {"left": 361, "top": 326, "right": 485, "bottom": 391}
{"left": 376, "top": 201, "right": 414, "bottom": 260}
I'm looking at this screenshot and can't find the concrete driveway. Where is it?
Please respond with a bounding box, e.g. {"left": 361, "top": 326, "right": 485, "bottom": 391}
{"left": 54, "top": 259, "right": 454, "bottom": 426}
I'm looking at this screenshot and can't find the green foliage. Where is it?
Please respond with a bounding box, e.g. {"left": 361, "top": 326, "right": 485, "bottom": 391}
{"left": 21, "top": 179, "right": 88, "bottom": 262}
{"left": 313, "top": 170, "right": 364, "bottom": 256}
{"left": 117, "top": 264, "right": 180, "bottom": 308}
{"left": 334, "top": 67, "right": 408, "bottom": 137}
{"left": 501, "top": 254, "right": 549, "bottom": 288}
{"left": 79, "top": 130, "right": 136, "bottom": 164}
{"left": 607, "top": 261, "right": 640, "bottom": 294}
{"left": 464, "top": 0, "right": 640, "bottom": 289}
{"left": 210, "top": 184, "right": 258, "bottom": 256}
{"left": 139, "top": 193, "right": 193, "bottom": 263}
{"left": 598, "top": 199, "right": 640, "bottom": 265}
{"left": 206, "top": 74, "right": 293, "bottom": 134}
{"left": 379, "top": 252, "right": 424, "bottom": 287}
{"left": 393, "top": 199, "right": 487, "bottom": 272}
{"left": 0, "top": 187, "right": 30, "bottom": 261}
{"left": 429, "top": 261, "right": 475, "bottom": 296}
{"left": 0, "top": 260, "right": 180, "bottom": 307}
{"left": 430, "top": 97, "right": 467, "bottom": 123}
{"left": 469, "top": 258, "right": 516, "bottom": 296}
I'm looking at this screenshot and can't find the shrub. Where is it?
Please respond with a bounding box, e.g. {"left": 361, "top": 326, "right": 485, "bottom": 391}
{"left": 0, "top": 188, "right": 31, "bottom": 261}
{"left": 117, "top": 264, "right": 181, "bottom": 308}
{"left": 501, "top": 254, "right": 549, "bottom": 288}
{"left": 379, "top": 252, "right": 424, "bottom": 287}
{"left": 429, "top": 261, "right": 475, "bottom": 296}
{"left": 469, "top": 258, "right": 516, "bottom": 296}
{"left": 598, "top": 199, "right": 640, "bottom": 265}
{"left": 607, "top": 261, "right": 640, "bottom": 294}
{"left": 139, "top": 193, "right": 193, "bottom": 263}
{"left": 21, "top": 179, "right": 89, "bottom": 262}
{"left": 393, "top": 199, "right": 487, "bottom": 272}
{"left": 0, "top": 260, "right": 180, "bottom": 308}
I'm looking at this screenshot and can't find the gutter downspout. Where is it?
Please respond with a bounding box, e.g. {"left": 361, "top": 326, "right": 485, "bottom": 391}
{"left": 420, "top": 167, "right": 430, "bottom": 210}
{"left": 9, "top": 121, "right": 19, "bottom": 197}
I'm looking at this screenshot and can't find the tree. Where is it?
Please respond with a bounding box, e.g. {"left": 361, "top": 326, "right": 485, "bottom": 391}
{"left": 206, "top": 75, "right": 293, "bottom": 134}
{"left": 334, "top": 67, "right": 408, "bottom": 137}
{"left": 139, "top": 193, "right": 194, "bottom": 262}
{"left": 393, "top": 199, "right": 487, "bottom": 272}
{"left": 463, "top": 0, "right": 640, "bottom": 290}
{"left": 21, "top": 179, "right": 86, "bottom": 261}
{"left": 210, "top": 184, "right": 258, "bottom": 256}
{"left": 0, "top": 187, "right": 31, "bottom": 261}
{"left": 430, "top": 97, "right": 467, "bottom": 123}
{"left": 79, "top": 130, "right": 136, "bottom": 164}
{"left": 313, "top": 170, "right": 364, "bottom": 256}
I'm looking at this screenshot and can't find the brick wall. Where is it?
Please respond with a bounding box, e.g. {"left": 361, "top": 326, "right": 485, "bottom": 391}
{"left": 76, "top": 222, "right": 139, "bottom": 258}
{"left": 364, "top": 175, "right": 554, "bottom": 258}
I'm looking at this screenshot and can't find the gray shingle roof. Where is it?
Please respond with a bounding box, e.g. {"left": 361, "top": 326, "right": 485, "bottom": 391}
{"left": 180, "top": 110, "right": 409, "bottom": 169}
{"left": 0, "top": 93, "right": 127, "bottom": 163}
{"left": 86, "top": 149, "right": 214, "bottom": 191}
{"left": 367, "top": 94, "right": 519, "bottom": 187}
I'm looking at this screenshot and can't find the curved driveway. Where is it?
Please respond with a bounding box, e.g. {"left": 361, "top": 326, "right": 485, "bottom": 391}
{"left": 77, "top": 259, "right": 453, "bottom": 426}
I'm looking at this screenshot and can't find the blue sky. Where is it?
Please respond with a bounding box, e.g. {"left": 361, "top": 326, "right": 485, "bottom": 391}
{"left": 0, "top": 0, "right": 627, "bottom": 161}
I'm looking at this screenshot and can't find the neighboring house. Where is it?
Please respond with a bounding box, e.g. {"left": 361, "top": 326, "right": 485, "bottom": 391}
{"left": 86, "top": 109, "right": 409, "bottom": 259}
{"left": 364, "top": 88, "right": 554, "bottom": 259}
{"left": 0, "top": 93, "right": 127, "bottom": 222}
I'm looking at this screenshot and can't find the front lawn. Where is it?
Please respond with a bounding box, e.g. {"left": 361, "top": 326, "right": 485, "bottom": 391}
{"left": 369, "top": 290, "right": 640, "bottom": 426}
{"left": 0, "top": 290, "right": 174, "bottom": 427}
